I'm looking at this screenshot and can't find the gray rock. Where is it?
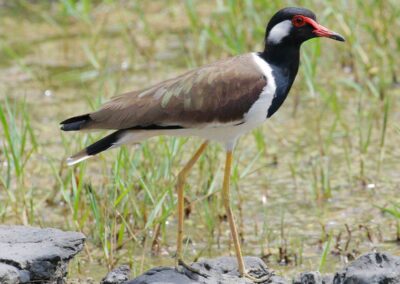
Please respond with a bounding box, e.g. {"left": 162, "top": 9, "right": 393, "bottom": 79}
{"left": 126, "top": 256, "right": 287, "bottom": 284}
{"left": 293, "top": 271, "right": 333, "bottom": 284}
{"left": 321, "top": 274, "right": 334, "bottom": 284}
{"left": 0, "top": 225, "right": 85, "bottom": 283}
{"left": 0, "top": 263, "right": 22, "bottom": 284}
{"left": 101, "top": 265, "right": 131, "bottom": 284}
{"left": 333, "top": 252, "right": 400, "bottom": 284}
{"left": 127, "top": 267, "right": 192, "bottom": 284}
{"left": 293, "top": 271, "right": 323, "bottom": 284}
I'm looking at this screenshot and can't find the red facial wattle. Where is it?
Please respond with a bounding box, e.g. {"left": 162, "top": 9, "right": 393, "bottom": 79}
{"left": 293, "top": 15, "right": 345, "bottom": 42}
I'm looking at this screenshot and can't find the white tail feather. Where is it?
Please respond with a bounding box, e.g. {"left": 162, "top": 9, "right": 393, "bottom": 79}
{"left": 66, "top": 152, "right": 92, "bottom": 166}
{"left": 65, "top": 130, "right": 157, "bottom": 166}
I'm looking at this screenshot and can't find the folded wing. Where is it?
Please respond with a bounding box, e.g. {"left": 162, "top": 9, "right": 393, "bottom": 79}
{"left": 62, "top": 53, "right": 267, "bottom": 131}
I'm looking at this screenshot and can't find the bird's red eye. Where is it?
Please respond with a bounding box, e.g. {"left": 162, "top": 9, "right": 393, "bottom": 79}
{"left": 292, "top": 15, "right": 305, "bottom": 27}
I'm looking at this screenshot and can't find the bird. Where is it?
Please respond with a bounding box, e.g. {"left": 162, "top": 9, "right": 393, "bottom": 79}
{"left": 60, "top": 7, "right": 344, "bottom": 282}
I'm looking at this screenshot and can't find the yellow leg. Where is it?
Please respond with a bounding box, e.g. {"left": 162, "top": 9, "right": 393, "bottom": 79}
{"left": 222, "top": 151, "right": 272, "bottom": 283}
{"left": 176, "top": 141, "right": 208, "bottom": 265}
{"left": 222, "top": 151, "right": 246, "bottom": 274}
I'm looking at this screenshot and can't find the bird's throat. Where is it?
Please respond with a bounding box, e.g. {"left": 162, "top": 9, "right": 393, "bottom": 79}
{"left": 259, "top": 44, "right": 301, "bottom": 118}
{"left": 261, "top": 44, "right": 300, "bottom": 75}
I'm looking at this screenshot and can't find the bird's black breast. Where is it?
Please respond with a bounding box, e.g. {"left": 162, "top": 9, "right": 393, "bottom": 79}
{"left": 267, "top": 65, "right": 295, "bottom": 118}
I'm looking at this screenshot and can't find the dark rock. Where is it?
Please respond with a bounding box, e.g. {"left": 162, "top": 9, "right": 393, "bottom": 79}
{"left": 0, "top": 225, "right": 85, "bottom": 283}
{"left": 101, "top": 265, "right": 131, "bottom": 284}
{"left": 126, "top": 256, "right": 287, "bottom": 284}
{"left": 333, "top": 252, "right": 400, "bottom": 284}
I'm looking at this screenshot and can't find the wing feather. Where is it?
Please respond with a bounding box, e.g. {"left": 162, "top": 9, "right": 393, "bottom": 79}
{"left": 86, "top": 53, "right": 267, "bottom": 130}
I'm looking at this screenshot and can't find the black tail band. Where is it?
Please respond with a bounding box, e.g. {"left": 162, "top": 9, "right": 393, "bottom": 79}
{"left": 86, "top": 130, "right": 125, "bottom": 156}
{"left": 60, "top": 114, "right": 91, "bottom": 131}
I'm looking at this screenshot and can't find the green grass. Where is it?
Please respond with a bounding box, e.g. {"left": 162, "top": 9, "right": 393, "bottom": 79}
{"left": 0, "top": 97, "right": 37, "bottom": 223}
{"left": 0, "top": 0, "right": 399, "bottom": 281}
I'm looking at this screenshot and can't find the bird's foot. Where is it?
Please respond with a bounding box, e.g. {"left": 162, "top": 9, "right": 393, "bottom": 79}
{"left": 176, "top": 258, "right": 208, "bottom": 278}
{"left": 242, "top": 270, "right": 273, "bottom": 283}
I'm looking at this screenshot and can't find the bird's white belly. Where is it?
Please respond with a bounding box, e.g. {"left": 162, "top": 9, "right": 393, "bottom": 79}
{"left": 166, "top": 121, "right": 263, "bottom": 149}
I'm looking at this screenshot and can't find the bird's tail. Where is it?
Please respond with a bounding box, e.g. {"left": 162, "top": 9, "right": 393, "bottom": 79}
{"left": 60, "top": 114, "right": 91, "bottom": 131}
{"left": 66, "top": 130, "right": 125, "bottom": 166}
{"left": 65, "top": 130, "right": 154, "bottom": 166}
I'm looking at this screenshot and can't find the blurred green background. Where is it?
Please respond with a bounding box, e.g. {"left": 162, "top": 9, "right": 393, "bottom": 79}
{"left": 0, "top": 0, "right": 399, "bottom": 282}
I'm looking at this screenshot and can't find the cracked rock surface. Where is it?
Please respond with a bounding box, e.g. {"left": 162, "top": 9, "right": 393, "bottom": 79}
{"left": 101, "top": 265, "right": 131, "bottom": 284}
{"left": 123, "top": 252, "right": 400, "bottom": 284}
{"left": 0, "top": 225, "right": 85, "bottom": 284}
{"left": 333, "top": 252, "right": 400, "bottom": 284}
{"left": 293, "top": 252, "right": 400, "bottom": 284}
{"left": 126, "top": 256, "right": 287, "bottom": 284}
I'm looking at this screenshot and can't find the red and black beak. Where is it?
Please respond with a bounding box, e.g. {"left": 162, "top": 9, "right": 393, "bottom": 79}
{"left": 305, "top": 17, "right": 345, "bottom": 42}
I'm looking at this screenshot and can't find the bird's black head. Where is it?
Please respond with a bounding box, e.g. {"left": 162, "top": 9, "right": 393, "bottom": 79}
{"left": 265, "top": 7, "right": 345, "bottom": 47}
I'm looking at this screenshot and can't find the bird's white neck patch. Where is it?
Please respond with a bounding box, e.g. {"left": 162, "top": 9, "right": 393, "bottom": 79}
{"left": 267, "top": 20, "right": 292, "bottom": 45}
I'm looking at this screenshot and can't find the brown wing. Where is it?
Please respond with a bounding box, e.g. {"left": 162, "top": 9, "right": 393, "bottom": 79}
{"left": 86, "top": 53, "right": 267, "bottom": 130}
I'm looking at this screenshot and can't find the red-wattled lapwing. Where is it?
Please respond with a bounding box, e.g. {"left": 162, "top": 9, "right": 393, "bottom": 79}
{"left": 61, "top": 7, "right": 344, "bottom": 282}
